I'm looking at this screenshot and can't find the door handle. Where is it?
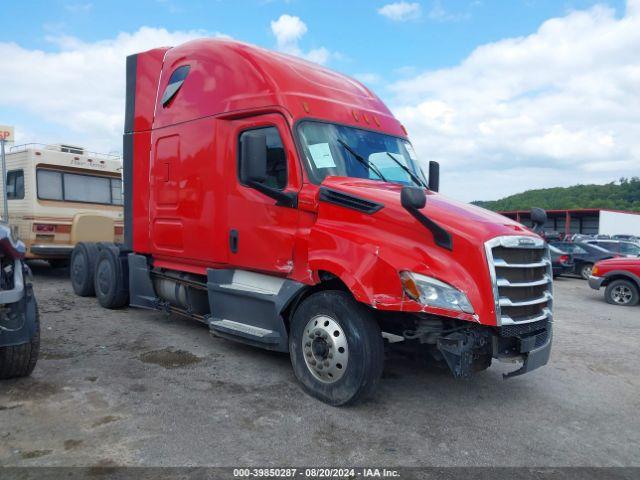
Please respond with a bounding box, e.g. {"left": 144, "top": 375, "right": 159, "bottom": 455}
{"left": 229, "top": 229, "right": 239, "bottom": 253}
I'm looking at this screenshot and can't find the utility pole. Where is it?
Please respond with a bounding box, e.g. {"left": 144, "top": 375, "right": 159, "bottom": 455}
{"left": 0, "top": 125, "right": 14, "bottom": 224}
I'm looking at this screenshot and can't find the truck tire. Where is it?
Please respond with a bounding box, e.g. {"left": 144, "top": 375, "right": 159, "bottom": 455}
{"left": 605, "top": 279, "right": 639, "bottom": 306}
{"left": 289, "top": 290, "right": 384, "bottom": 406}
{"left": 70, "top": 242, "right": 99, "bottom": 296}
{"left": 0, "top": 304, "right": 40, "bottom": 379}
{"left": 94, "top": 246, "right": 129, "bottom": 309}
{"left": 580, "top": 263, "right": 593, "bottom": 280}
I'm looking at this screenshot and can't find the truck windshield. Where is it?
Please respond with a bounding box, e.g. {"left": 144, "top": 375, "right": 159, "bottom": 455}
{"left": 297, "top": 121, "right": 427, "bottom": 186}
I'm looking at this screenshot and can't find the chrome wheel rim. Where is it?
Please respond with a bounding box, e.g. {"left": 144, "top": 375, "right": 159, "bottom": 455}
{"left": 612, "top": 285, "right": 633, "bottom": 304}
{"left": 302, "top": 315, "right": 348, "bottom": 383}
{"left": 583, "top": 265, "right": 592, "bottom": 278}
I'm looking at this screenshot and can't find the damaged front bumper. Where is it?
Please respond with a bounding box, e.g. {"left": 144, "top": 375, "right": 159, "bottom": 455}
{"left": 435, "top": 319, "right": 553, "bottom": 379}
{"left": 500, "top": 321, "right": 552, "bottom": 378}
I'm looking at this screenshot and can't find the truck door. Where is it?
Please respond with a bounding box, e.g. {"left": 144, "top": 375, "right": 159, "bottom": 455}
{"left": 226, "top": 113, "right": 301, "bottom": 274}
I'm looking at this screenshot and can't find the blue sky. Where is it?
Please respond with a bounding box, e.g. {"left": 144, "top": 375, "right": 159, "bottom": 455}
{"left": 0, "top": 0, "right": 637, "bottom": 201}
{"left": 3, "top": 0, "right": 625, "bottom": 78}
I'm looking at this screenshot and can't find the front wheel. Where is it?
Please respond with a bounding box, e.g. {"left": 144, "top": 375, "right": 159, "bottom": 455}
{"left": 289, "top": 290, "right": 384, "bottom": 406}
{"left": 605, "top": 279, "right": 639, "bottom": 306}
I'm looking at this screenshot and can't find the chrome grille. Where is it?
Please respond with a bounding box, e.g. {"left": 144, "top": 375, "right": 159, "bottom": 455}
{"left": 485, "top": 236, "right": 553, "bottom": 326}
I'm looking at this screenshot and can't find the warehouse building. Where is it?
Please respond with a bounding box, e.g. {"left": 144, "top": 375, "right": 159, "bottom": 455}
{"left": 498, "top": 208, "right": 640, "bottom": 237}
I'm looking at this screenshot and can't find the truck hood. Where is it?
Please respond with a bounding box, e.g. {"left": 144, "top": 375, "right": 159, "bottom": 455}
{"left": 309, "top": 177, "right": 541, "bottom": 325}
{"left": 320, "top": 177, "right": 532, "bottom": 243}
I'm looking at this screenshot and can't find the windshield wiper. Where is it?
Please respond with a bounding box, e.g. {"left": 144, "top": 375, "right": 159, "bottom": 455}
{"left": 337, "top": 138, "right": 388, "bottom": 182}
{"left": 385, "top": 152, "right": 427, "bottom": 188}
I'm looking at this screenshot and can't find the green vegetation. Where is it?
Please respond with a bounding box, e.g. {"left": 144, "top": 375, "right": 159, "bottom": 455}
{"left": 473, "top": 177, "right": 640, "bottom": 212}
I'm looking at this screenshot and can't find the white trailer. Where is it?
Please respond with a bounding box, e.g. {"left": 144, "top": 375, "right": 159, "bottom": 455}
{"left": 599, "top": 210, "right": 640, "bottom": 237}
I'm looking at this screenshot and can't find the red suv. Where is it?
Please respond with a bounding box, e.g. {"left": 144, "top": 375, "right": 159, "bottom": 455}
{"left": 589, "top": 258, "right": 640, "bottom": 306}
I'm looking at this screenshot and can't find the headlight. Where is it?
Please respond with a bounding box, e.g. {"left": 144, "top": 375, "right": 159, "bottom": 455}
{"left": 399, "top": 271, "right": 474, "bottom": 314}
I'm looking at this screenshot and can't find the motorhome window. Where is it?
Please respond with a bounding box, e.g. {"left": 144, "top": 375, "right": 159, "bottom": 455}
{"left": 60, "top": 145, "right": 84, "bottom": 155}
{"left": 64, "top": 173, "right": 111, "bottom": 204}
{"left": 37, "top": 170, "right": 63, "bottom": 200}
{"left": 36, "top": 169, "right": 122, "bottom": 205}
{"left": 239, "top": 127, "right": 287, "bottom": 190}
{"left": 111, "top": 179, "right": 123, "bottom": 205}
{"left": 297, "top": 121, "right": 427, "bottom": 186}
{"left": 6, "top": 170, "right": 25, "bottom": 200}
{"left": 161, "top": 65, "right": 190, "bottom": 107}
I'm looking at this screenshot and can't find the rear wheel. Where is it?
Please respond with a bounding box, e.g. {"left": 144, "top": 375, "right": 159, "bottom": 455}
{"left": 94, "top": 246, "right": 129, "bottom": 309}
{"left": 580, "top": 263, "right": 593, "bottom": 280}
{"left": 289, "top": 290, "right": 384, "bottom": 406}
{"left": 605, "top": 279, "right": 639, "bottom": 306}
{"left": 70, "top": 242, "right": 99, "bottom": 296}
{"left": 0, "top": 296, "right": 40, "bottom": 379}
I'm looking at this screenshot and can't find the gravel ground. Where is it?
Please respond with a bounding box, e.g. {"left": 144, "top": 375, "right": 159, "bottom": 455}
{"left": 0, "top": 265, "right": 638, "bottom": 467}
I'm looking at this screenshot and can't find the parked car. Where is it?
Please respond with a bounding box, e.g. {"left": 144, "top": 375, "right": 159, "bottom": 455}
{"left": 549, "top": 245, "right": 573, "bottom": 277}
{"left": 612, "top": 234, "right": 640, "bottom": 245}
{"left": 588, "top": 258, "right": 640, "bottom": 306}
{"left": 550, "top": 241, "right": 617, "bottom": 279}
{"left": 584, "top": 239, "right": 640, "bottom": 258}
{"left": 0, "top": 223, "right": 40, "bottom": 379}
{"left": 543, "top": 231, "right": 563, "bottom": 241}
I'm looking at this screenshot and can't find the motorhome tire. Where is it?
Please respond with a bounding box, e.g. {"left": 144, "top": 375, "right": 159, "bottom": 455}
{"left": 70, "top": 242, "right": 99, "bottom": 296}
{"left": 289, "top": 290, "right": 384, "bottom": 406}
{"left": 0, "top": 303, "right": 40, "bottom": 379}
{"left": 94, "top": 247, "right": 129, "bottom": 309}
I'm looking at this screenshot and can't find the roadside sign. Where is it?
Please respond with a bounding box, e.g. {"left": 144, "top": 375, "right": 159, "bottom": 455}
{"left": 0, "top": 125, "right": 14, "bottom": 143}
{"left": 0, "top": 125, "right": 12, "bottom": 222}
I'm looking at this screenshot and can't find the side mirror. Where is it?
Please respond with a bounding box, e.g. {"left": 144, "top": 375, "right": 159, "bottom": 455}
{"left": 530, "top": 207, "right": 547, "bottom": 234}
{"left": 428, "top": 161, "right": 440, "bottom": 192}
{"left": 401, "top": 186, "right": 426, "bottom": 210}
{"left": 241, "top": 132, "right": 267, "bottom": 184}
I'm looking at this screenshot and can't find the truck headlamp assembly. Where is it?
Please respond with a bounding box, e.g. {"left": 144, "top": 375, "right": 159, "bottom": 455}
{"left": 399, "top": 271, "right": 474, "bottom": 314}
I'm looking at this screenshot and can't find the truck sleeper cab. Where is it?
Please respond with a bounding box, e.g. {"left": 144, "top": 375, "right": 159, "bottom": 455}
{"left": 71, "top": 39, "right": 553, "bottom": 406}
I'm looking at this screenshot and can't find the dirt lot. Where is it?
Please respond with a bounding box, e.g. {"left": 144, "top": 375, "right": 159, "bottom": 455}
{"left": 0, "top": 265, "right": 638, "bottom": 467}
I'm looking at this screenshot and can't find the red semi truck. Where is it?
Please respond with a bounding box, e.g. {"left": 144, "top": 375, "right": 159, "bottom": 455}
{"left": 70, "top": 39, "right": 553, "bottom": 405}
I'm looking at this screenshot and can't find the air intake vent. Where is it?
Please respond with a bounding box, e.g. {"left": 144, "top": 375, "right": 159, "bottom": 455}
{"left": 319, "top": 187, "right": 383, "bottom": 214}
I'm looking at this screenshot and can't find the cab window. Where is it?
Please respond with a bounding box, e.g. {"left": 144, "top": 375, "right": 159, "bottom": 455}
{"left": 161, "top": 65, "right": 190, "bottom": 107}
{"left": 238, "top": 127, "right": 287, "bottom": 190}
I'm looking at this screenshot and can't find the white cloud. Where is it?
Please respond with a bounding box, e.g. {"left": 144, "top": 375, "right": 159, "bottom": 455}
{"left": 270, "top": 14, "right": 307, "bottom": 50}
{"left": 270, "top": 14, "right": 337, "bottom": 65}
{"left": 378, "top": 2, "right": 422, "bottom": 22}
{"left": 390, "top": 0, "right": 640, "bottom": 201}
{"left": 0, "top": 27, "right": 209, "bottom": 153}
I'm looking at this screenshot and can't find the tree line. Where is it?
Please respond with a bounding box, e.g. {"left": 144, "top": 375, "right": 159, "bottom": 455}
{"left": 472, "top": 177, "right": 640, "bottom": 212}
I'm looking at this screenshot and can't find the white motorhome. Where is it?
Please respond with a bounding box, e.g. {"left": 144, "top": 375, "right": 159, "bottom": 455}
{"left": 2, "top": 143, "right": 123, "bottom": 266}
